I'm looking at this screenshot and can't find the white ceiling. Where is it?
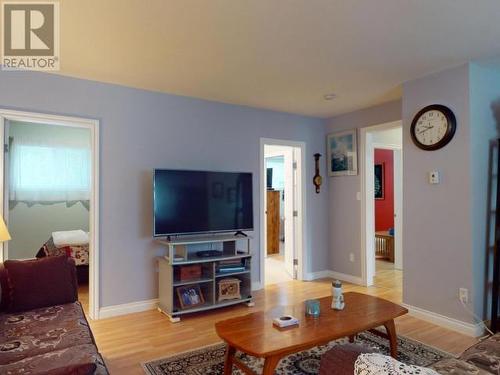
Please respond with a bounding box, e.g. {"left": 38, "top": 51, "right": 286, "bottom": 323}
{"left": 50, "top": 1, "right": 500, "bottom": 117}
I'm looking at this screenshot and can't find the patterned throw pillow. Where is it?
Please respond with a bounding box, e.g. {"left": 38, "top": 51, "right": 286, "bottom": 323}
{"left": 355, "top": 353, "right": 439, "bottom": 375}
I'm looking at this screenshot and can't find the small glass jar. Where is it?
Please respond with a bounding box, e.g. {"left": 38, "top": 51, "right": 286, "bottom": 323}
{"left": 305, "top": 299, "right": 321, "bottom": 318}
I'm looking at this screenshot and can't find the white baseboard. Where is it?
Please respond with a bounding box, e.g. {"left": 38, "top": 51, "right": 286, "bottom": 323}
{"left": 98, "top": 283, "right": 262, "bottom": 319}
{"left": 402, "top": 303, "right": 484, "bottom": 337}
{"left": 98, "top": 298, "right": 159, "bottom": 319}
{"left": 304, "top": 270, "right": 333, "bottom": 281}
{"left": 252, "top": 281, "right": 263, "bottom": 291}
{"left": 329, "top": 271, "right": 364, "bottom": 286}
{"left": 305, "top": 270, "right": 363, "bottom": 286}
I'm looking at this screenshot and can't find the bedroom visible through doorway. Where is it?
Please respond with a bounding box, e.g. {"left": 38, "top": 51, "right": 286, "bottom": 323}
{"left": 0, "top": 109, "right": 100, "bottom": 319}
{"left": 361, "top": 122, "right": 403, "bottom": 302}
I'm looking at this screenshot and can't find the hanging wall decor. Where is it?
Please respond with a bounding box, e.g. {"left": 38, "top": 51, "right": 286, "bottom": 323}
{"left": 313, "top": 153, "right": 322, "bottom": 193}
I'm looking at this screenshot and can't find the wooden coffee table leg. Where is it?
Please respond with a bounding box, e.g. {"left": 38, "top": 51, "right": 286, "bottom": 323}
{"left": 263, "top": 355, "right": 281, "bottom": 375}
{"left": 224, "top": 344, "right": 236, "bottom": 375}
{"left": 383, "top": 319, "right": 398, "bottom": 358}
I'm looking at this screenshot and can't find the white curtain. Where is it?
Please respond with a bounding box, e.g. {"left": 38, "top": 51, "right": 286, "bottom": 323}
{"left": 9, "top": 133, "right": 91, "bottom": 205}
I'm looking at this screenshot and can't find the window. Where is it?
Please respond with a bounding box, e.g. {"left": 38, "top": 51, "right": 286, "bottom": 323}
{"left": 9, "top": 129, "right": 91, "bottom": 204}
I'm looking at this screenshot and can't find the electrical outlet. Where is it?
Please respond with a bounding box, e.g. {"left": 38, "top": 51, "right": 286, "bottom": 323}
{"left": 349, "top": 253, "right": 355, "bottom": 262}
{"left": 459, "top": 288, "right": 468, "bottom": 304}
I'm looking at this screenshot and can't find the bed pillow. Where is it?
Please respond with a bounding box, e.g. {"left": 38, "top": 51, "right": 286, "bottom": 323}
{"left": 4, "top": 255, "right": 78, "bottom": 312}
{"left": 52, "top": 230, "right": 89, "bottom": 247}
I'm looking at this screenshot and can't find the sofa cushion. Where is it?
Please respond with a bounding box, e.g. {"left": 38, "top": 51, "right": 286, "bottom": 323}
{"left": 459, "top": 333, "right": 500, "bottom": 374}
{"left": 320, "top": 343, "right": 376, "bottom": 375}
{"left": 4, "top": 256, "right": 78, "bottom": 312}
{"left": 0, "top": 302, "right": 94, "bottom": 365}
{"left": 0, "top": 343, "right": 107, "bottom": 375}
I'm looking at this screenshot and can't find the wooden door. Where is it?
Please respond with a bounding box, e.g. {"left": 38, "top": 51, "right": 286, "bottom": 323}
{"left": 266, "top": 191, "right": 280, "bottom": 255}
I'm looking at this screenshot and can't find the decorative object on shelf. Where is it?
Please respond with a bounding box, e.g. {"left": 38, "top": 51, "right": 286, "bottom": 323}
{"left": 174, "top": 264, "right": 202, "bottom": 282}
{"left": 410, "top": 104, "right": 456, "bottom": 151}
{"left": 176, "top": 284, "right": 205, "bottom": 309}
{"left": 331, "top": 280, "right": 345, "bottom": 310}
{"left": 374, "top": 163, "right": 385, "bottom": 200}
{"left": 313, "top": 153, "right": 322, "bottom": 193}
{"left": 305, "top": 299, "right": 321, "bottom": 318}
{"left": 273, "top": 315, "right": 299, "bottom": 328}
{"left": 327, "top": 129, "right": 358, "bottom": 176}
{"left": 218, "top": 278, "right": 241, "bottom": 302}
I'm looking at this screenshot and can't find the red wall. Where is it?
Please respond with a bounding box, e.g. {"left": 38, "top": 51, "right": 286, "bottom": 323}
{"left": 375, "top": 149, "right": 394, "bottom": 231}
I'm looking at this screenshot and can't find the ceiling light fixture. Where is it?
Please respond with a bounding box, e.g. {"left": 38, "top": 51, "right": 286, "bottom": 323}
{"left": 323, "top": 93, "right": 337, "bottom": 101}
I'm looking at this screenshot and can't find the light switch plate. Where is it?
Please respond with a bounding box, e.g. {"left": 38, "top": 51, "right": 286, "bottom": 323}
{"left": 429, "top": 171, "right": 440, "bottom": 184}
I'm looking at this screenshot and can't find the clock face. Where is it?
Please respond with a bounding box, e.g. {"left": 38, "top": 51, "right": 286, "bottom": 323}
{"left": 410, "top": 105, "right": 456, "bottom": 151}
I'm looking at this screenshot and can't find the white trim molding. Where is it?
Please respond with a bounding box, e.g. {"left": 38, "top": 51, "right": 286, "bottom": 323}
{"left": 259, "top": 138, "right": 307, "bottom": 286}
{"left": 402, "top": 303, "right": 484, "bottom": 337}
{"left": 305, "top": 270, "right": 363, "bottom": 286}
{"left": 99, "top": 299, "right": 159, "bottom": 319}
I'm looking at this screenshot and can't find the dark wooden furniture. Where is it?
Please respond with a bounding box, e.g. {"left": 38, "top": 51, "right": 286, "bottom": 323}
{"left": 375, "top": 231, "right": 394, "bottom": 263}
{"left": 215, "top": 292, "right": 407, "bottom": 375}
{"left": 266, "top": 190, "right": 280, "bottom": 255}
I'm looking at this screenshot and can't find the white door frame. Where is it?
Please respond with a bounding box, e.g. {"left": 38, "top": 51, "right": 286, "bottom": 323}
{"left": 360, "top": 120, "right": 402, "bottom": 286}
{"left": 0, "top": 109, "right": 100, "bottom": 320}
{"left": 259, "top": 138, "right": 306, "bottom": 288}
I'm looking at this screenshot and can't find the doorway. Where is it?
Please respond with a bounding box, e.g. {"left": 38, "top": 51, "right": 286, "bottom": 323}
{"left": 360, "top": 122, "right": 403, "bottom": 299}
{"left": 0, "top": 109, "right": 100, "bottom": 319}
{"left": 260, "top": 138, "right": 305, "bottom": 287}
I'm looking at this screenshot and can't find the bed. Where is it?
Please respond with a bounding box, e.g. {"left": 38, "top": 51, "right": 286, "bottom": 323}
{"left": 36, "top": 235, "right": 89, "bottom": 284}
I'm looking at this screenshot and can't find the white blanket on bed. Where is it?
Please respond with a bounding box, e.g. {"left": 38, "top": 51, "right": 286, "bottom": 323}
{"left": 52, "top": 230, "right": 89, "bottom": 247}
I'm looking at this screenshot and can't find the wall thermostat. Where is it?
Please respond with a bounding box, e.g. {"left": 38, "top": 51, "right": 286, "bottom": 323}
{"left": 429, "top": 171, "right": 440, "bottom": 184}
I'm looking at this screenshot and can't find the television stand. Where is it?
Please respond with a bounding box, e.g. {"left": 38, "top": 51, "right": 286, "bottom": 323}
{"left": 234, "top": 231, "right": 248, "bottom": 237}
{"left": 156, "top": 234, "right": 253, "bottom": 322}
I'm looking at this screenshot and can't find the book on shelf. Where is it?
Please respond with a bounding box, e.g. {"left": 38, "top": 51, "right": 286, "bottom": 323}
{"left": 217, "top": 266, "right": 246, "bottom": 273}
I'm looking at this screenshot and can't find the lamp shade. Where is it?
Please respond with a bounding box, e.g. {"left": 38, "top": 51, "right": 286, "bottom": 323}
{"left": 0, "top": 218, "right": 11, "bottom": 242}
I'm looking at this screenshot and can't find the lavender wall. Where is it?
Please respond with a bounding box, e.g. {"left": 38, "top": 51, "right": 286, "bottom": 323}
{"left": 325, "top": 100, "right": 402, "bottom": 276}
{"left": 0, "top": 70, "right": 328, "bottom": 308}
{"left": 402, "top": 64, "right": 474, "bottom": 323}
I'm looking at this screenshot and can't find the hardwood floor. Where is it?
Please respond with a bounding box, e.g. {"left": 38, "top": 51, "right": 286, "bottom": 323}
{"left": 85, "top": 266, "right": 478, "bottom": 374}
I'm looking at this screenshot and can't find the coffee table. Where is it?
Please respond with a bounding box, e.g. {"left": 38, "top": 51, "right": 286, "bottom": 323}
{"left": 215, "top": 292, "right": 408, "bottom": 375}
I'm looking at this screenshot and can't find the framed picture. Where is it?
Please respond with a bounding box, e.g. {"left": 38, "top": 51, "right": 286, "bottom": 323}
{"left": 374, "top": 163, "right": 385, "bottom": 200}
{"left": 176, "top": 285, "right": 205, "bottom": 309}
{"left": 327, "top": 129, "right": 358, "bottom": 176}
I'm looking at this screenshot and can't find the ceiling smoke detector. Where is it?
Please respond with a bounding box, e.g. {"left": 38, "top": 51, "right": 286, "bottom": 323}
{"left": 323, "top": 93, "right": 337, "bottom": 101}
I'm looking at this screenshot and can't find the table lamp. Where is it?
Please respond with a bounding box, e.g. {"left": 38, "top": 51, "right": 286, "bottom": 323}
{"left": 0, "top": 217, "right": 11, "bottom": 242}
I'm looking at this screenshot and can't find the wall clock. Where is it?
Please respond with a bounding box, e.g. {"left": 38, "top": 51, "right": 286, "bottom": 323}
{"left": 410, "top": 104, "right": 456, "bottom": 151}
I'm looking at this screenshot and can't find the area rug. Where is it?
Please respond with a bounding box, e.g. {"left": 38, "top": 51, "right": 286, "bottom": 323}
{"left": 142, "top": 331, "right": 452, "bottom": 375}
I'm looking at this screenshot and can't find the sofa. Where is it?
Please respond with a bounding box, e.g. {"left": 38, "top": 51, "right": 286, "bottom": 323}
{"left": 320, "top": 333, "right": 500, "bottom": 375}
{"left": 0, "top": 255, "right": 108, "bottom": 374}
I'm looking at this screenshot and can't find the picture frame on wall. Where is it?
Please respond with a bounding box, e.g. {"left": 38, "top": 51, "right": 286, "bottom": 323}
{"left": 374, "top": 163, "right": 385, "bottom": 200}
{"left": 327, "top": 129, "right": 358, "bottom": 176}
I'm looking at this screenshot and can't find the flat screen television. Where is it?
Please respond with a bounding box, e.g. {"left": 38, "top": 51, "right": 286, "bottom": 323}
{"left": 153, "top": 169, "right": 254, "bottom": 237}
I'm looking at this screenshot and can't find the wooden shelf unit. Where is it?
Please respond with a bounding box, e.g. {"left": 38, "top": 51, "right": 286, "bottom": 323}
{"left": 157, "top": 234, "right": 253, "bottom": 322}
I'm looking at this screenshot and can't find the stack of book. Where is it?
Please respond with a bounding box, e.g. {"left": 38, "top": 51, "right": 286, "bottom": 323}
{"left": 217, "top": 259, "right": 246, "bottom": 274}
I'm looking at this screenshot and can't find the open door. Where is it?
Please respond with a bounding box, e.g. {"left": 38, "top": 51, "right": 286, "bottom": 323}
{"left": 283, "top": 147, "right": 294, "bottom": 278}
